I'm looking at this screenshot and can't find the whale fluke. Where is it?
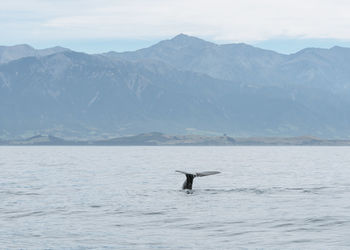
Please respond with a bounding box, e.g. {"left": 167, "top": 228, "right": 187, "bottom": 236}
{"left": 195, "top": 171, "right": 220, "bottom": 177}
{"left": 175, "top": 170, "right": 220, "bottom": 190}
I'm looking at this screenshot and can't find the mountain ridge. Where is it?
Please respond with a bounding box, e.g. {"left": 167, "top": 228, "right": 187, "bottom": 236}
{"left": 2, "top": 34, "right": 350, "bottom": 139}
{"left": 0, "top": 44, "right": 69, "bottom": 64}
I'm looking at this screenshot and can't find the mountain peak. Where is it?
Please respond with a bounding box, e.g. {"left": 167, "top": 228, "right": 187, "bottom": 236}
{"left": 165, "top": 33, "right": 215, "bottom": 48}
{"left": 171, "top": 33, "right": 193, "bottom": 40}
{"left": 149, "top": 33, "right": 215, "bottom": 49}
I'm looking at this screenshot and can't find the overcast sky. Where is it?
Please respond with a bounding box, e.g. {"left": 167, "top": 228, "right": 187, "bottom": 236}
{"left": 2, "top": 0, "right": 350, "bottom": 53}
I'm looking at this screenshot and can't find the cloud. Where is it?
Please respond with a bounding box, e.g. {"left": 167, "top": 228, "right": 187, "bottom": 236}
{"left": 2, "top": 0, "right": 350, "bottom": 44}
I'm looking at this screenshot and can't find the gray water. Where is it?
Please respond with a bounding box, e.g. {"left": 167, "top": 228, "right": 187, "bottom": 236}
{"left": 1, "top": 146, "right": 350, "bottom": 249}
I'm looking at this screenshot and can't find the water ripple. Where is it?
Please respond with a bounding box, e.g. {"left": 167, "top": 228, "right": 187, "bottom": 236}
{"left": 1, "top": 146, "right": 350, "bottom": 249}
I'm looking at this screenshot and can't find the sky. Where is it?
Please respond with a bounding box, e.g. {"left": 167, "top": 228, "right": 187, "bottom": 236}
{"left": 2, "top": 0, "right": 350, "bottom": 54}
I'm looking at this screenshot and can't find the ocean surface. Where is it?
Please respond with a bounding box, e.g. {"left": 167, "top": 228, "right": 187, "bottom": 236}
{"left": 1, "top": 146, "right": 350, "bottom": 249}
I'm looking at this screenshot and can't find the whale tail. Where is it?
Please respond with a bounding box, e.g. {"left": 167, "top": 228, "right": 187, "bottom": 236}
{"left": 175, "top": 170, "right": 220, "bottom": 177}
{"left": 175, "top": 170, "right": 220, "bottom": 190}
{"left": 195, "top": 171, "right": 221, "bottom": 177}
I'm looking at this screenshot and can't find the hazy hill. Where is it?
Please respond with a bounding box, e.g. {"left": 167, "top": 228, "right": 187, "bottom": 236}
{"left": 0, "top": 51, "right": 245, "bottom": 137}
{"left": 106, "top": 34, "right": 350, "bottom": 91}
{"left": 0, "top": 44, "right": 69, "bottom": 64}
{"left": 105, "top": 34, "right": 286, "bottom": 86}
{"left": 1, "top": 35, "right": 350, "bottom": 139}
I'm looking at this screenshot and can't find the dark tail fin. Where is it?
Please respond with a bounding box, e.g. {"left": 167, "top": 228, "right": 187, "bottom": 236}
{"left": 175, "top": 170, "right": 220, "bottom": 190}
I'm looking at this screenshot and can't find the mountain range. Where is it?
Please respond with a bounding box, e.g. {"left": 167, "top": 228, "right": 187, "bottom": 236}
{"left": 1, "top": 34, "right": 350, "bottom": 139}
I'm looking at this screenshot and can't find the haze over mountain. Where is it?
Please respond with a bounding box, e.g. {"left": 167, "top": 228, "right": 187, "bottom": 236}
{"left": 0, "top": 44, "right": 69, "bottom": 64}
{"left": 1, "top": 34, "right": 350, "bottom": 139}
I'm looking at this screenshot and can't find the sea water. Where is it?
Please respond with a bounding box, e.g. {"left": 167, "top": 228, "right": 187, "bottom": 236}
{"left": 1, "top": 146, "right": 350, "bottom": 249}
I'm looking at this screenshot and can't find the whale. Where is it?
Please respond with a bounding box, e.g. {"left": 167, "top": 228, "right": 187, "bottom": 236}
{"left": 175, "top": 170, "right": 220, "bottom": 190}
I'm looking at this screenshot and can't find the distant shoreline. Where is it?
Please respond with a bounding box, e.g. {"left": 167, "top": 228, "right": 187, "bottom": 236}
{"left": 2, "top": 132, "right": 350, "bottom": 146}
